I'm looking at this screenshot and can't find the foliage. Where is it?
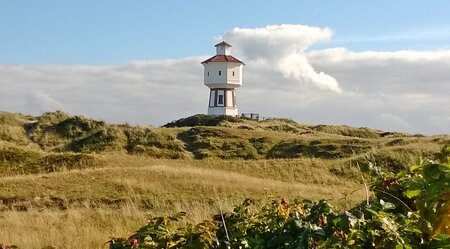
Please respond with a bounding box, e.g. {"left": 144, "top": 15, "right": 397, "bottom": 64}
{"left": 163, "top": 114, "right": 241, "bottom": 128}
{"left": 124, "top": 127, "right": 186, "bottom": 159}
{"left": 0, "top": 111, "right": 446, "bottom": 164}
{"left": 0, "top": 144, "right": 104, "bottom": 175}
{"left": 109, "top": 145, "right": 450, "bottom": 248}
{"left": 310, "top": 125, "right": 382, "bottom": 139}
{"left": 267, "top": 140, "right": 372, "bottom": 159}
{"left": 178, "top": 127, "right": 258, "bottom": 159}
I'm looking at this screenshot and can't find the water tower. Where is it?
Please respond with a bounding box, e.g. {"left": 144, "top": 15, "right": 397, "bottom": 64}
{"left": 201, "top": 41, "right": 244, "bottom": 116}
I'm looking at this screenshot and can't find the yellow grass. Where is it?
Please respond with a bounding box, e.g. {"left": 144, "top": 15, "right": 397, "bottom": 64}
{"left": 1, "top": 112, "right": 447, "bottom": 248}
{"left": 0, "top": 157, "right": 367, "bottom": 248}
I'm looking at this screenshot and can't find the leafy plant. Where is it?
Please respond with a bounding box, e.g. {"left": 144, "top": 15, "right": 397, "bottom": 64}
{"left": 109, "top": 145, "right": 450, "bottom": 249}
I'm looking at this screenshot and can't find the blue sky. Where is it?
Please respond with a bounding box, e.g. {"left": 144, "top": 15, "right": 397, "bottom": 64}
{"left": 1, "top": 1, "right": 450, "bottom": 134}
{"left": 1, "top": 1, "right": 450, "bottom": 64}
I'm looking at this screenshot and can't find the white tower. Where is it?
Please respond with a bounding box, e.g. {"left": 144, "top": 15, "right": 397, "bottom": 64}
{"left": 201, "top": 41, "right": 244, "bottom": 116}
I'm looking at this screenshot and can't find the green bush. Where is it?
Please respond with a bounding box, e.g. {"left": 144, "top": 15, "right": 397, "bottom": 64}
{"left": 163, "top": 114, "right": 241, "bottom": 128}
{"left": 178, "top": 128, "right": 258, "bottom": 159}
{"left": 36, "top": 153, "right": 105, "bottom": 172}
{"left": 0, "top": 145, "right": 104, "bottom": 175}
{"left": 109, "top": 145, "right": 450, "bottom": 249}
{"left": 249, "top": 137, "right": 275, "bottom": 155}
{"left": 35, "top": 110, "right": 70, "bottom": 127}
{"left": 64, "top": 128, "right": 122, "bottom": 152}
{"left": 311, "top": 125, "right": 382, "bottom": 139}
{"left": 267, "top": 140, "right": 371, "bottom": 159}
{"left": 52, "top": 115, "right": 107, "bottom": 139}
{"left": 124, "top": 127, "right": 186, "bottom": 158}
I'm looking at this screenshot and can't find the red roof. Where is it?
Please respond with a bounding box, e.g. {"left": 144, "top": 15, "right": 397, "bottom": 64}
{"left": 201, "top": 55, "right": 245, "bottom": 64}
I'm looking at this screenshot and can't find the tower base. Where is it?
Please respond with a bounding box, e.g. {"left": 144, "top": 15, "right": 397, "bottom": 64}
{"left": 208, "top": 107, "right": 238, "bottom": 117}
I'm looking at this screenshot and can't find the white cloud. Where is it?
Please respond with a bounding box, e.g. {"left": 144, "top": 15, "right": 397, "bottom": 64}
{"left": 0, "top": 24, "right": 449, "bottom": 135}
{"left": 329, "top": 28, "right": 450, "bottom": 43}
{"left": 377, "top": 113, "right": 410, "bottom": 130}
{"left": 430, "top": 115, "right": 450, "bottom": 132}
{"left": 25, "top": 89, "right": 64, "bottom": 113}
{"left": 222, "top": 25, "right": 342, "bottom": 93}
{"left": 0, "top": 58, "right": 206, "bottom": 124}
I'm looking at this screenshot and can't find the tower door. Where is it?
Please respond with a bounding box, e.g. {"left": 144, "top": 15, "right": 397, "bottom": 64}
{"left": 216, "top": 90, "right": 225, "bottom": 107}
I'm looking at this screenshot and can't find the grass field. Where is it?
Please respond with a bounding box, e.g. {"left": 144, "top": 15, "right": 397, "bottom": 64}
{"left": 0, "top": 111, "right": 448, "bottom": 248}
{"left": 0, "top": 157, "right": 367, "bottom": 248}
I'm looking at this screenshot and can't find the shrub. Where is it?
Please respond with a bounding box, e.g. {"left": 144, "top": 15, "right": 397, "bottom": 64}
{"left": 64, "top": 128, "right": 122, "bottom": 152}
{"left": 311, "top": 125, "right": 381, "bottom": 139}
{"left": 36, "top": 153, "right": 105, "bottom": 172}
{"left": 109, "top": 145, "right": 450, "bottom": 249}
{"left": 177, "top": 128, "right": 258, "bottom": 159}
{"left": 163, "top": 114, "right": 241, "bottom": 128}
{"left": 124, "top": 127, "right": 186, "bottom": 158}
{"left": 52, "top": 115, "right": 107, "bottom": 139}
{"left": 0, "top": 145, "right": 104, "bottom": 174}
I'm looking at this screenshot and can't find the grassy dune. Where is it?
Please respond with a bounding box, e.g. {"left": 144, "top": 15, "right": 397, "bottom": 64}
{"left": 0, "top": 157, "right": 364, "bottom": 210}
{"left": 0, "top": 111, "right": 448, "bottom": 248}
{"left": 0, "top": 158, "right": 367, "bottom": 248}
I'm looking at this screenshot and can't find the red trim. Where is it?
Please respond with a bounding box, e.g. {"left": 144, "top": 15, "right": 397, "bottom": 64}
{"left": 201, "top": 55, "right": 245, "bottom": 64}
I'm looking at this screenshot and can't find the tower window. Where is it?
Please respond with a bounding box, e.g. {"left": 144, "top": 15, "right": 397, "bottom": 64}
{"left": 207, "top": 71, "right": 209, "bottom": 76}
{"left": 232, "top": 71, "right": 235, "bottom": 76}
{"left": 218, "top": 95, "right": 224, "bottom": 105}
{"left": 219, "top": 70, "right": 221, "bottom": 76}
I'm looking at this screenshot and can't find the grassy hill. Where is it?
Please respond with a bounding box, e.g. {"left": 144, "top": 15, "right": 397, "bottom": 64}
{"left": 1, "top": 111, "right": 447, "bottom": 172}
{"left": 0, "top": 111, "right": 448, "bottom": 248}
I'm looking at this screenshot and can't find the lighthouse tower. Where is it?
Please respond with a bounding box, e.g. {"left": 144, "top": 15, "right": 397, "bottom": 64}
{"left": 201, "top": 41, "right": 244, "bottom": 116}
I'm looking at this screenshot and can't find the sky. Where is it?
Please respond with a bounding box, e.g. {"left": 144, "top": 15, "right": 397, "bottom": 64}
{"left": 1, "top": 1, "right": 450, "bottom": 134}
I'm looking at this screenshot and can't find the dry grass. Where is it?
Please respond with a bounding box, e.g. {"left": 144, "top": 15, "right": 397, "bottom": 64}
{"left": 0, "top": 158, "right": 364, "bottom": 209}
{"left": 1, "top": 204, "right": 147, "bottom": 249}
{"left": 0, "top": 197, "right": 254, "bottom": 248}
{"left": 0, "top": 157, "right": 367, "bottom": 248}
{"left": 0, "top": 111, "right": 448, "bottom": 248}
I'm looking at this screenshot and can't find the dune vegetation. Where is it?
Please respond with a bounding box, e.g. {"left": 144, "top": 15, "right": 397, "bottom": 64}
{"left": 0, "top": 111, "right": 448, "bottom": 248}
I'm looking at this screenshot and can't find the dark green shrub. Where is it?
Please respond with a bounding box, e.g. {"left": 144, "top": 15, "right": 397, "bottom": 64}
{"left": 64, "top": 128, "right": 121, "bottom": 152}
{"left": 163, "top": 114, "right": 241, "bottom": 128}
{"left": 178, "top": 128, "right": 257, "bottom": 159}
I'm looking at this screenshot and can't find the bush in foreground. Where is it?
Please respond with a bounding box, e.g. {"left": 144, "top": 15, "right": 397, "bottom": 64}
{"left": 109, "top": 145, "right": 450, "bottom": 249}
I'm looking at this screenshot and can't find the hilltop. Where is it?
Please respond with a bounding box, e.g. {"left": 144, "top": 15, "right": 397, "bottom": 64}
{"left": 1, "top": 111, "right": 447, "bottom": 175}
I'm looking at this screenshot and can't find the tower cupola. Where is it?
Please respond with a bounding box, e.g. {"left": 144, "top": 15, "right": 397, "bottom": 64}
{"left": 215, "top": 41, "right": 232, "bottom": 55}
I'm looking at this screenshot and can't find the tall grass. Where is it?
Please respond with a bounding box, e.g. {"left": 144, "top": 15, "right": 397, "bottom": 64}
{"left": 0, "top": 204, "right": 147, "bottom": 249}
{"left": 0, "top": 111, "right": 448, "bottom": 248}
{"left": 0, "top": 158, "right": 367, "bottom": 248}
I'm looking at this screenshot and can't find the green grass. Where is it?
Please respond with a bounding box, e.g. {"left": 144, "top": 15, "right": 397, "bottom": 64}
{"left": 0, "top": 156, "right": 364, "bottom": 211}
{"left": 0, "top": 111, "right": 448, "bottom": 248}
{"left": 1, "top": 111, "right": 447, "bottom": 164}
{"left": 0, "top": 142, "right": 105, "bottom": 175}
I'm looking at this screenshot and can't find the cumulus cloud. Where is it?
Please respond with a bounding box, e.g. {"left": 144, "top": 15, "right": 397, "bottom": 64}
{"left": 307, "top": 48, "right": 450, "bottom": 97}
{"left": 430, "top": 115, "right": 450, "bottom": 132}
{"left": 0, "top": 58, "right": 206, "bottom": 124}
{"left": 0, "top": 24, "right": 449, "bottom": 135}
{"left": 377, "top": 113, "right": 410, "bottom": 130}
{"left": 222, "top": 25, "right": 342, "bottom": 92}
{"left": 25, "top": 89, "right": 64, "bottom": 113}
